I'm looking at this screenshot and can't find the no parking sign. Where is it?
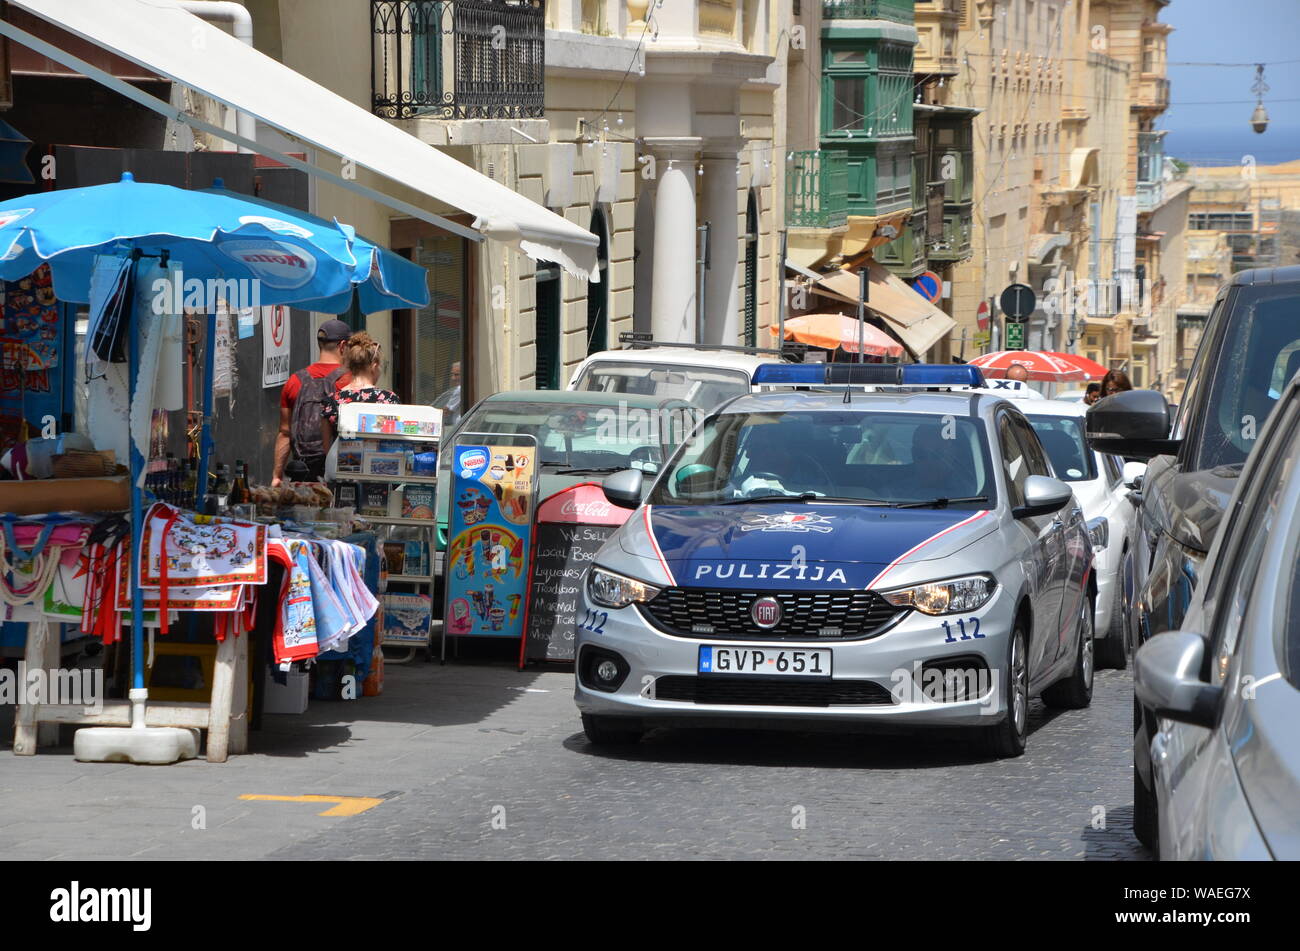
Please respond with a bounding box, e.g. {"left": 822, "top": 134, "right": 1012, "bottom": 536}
{"left": 261, "top": 305, "right": 290, "bottom": 387}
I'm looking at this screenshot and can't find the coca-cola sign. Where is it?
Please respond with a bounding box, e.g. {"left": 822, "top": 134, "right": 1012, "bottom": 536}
{"left": 537, "top": 482, "right": 631, "bottom": 527}
{"left": 560, "top": 497, "right": 612, "bottom": 519}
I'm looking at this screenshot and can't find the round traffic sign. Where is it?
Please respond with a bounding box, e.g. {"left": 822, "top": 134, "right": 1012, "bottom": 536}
{"left": 999, "top": 283, "right": 1036, "bottom": 320}
{"left": 913, "top": 270, "right": 942, "bottom": 303}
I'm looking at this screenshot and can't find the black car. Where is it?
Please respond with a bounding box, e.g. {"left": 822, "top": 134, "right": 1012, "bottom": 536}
{"left": 1086, "top": 265, "right": 1300, "bottom": 852}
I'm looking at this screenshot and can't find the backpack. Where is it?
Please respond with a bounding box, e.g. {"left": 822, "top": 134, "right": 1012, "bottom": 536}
{"left": 290, "top": 367, "right": 346, "bottom": 462}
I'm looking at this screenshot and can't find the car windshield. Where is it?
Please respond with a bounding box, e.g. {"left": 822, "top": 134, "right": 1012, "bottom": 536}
{"left": 1025, "top": 414, "right": 1096, "bottom": 482}
{"left": 649, "top": 410, "right": 996, "bottom": 507}
{"left": 445, "top": 400, "right": 692, "bottom": 473}
{"left": 572, "top": 360, "right": 751, "bottom": 410}
{"left": 1198, "top": 284, "right": 1300, "bottom": 470}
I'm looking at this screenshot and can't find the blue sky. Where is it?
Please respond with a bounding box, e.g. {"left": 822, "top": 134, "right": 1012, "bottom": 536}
{"left": 1162, "top": 0, "right": 1300, "bottom": 164}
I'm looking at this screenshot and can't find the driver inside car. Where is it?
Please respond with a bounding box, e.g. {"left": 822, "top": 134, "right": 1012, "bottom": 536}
{"left": 729, "top": 422, "right": 813, "bottom": 498}
{"left": 909, "top": 421, "right": 976, "bottom": 499}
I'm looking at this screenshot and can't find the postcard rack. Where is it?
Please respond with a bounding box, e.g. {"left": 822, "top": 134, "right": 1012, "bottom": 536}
{"left": 331, "top": 403, "right": 442, "bottom": 663}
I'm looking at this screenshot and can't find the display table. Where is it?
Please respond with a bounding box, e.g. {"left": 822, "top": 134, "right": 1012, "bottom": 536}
{"left": 13, "top": 617, "right": 249, "bottom": 761}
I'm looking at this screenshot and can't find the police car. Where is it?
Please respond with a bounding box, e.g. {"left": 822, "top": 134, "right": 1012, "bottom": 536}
{"left": 574, "top": 364, "right": 1096, "bottom": 757}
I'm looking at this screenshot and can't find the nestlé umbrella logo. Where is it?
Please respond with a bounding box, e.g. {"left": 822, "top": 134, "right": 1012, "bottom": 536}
{"left": 219, "top": 238, "right": 318, "bottom": 289}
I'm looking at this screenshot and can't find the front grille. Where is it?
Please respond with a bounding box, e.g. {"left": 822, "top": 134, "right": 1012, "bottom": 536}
{"left": 640, "top": 587, "right": 903, "bottom": 640}
{"left": 655, "top": 675, "right": 894, "bottom": 707}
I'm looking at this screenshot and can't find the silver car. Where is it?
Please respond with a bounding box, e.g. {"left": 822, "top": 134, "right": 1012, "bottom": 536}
{"left": 574, "top": 389, "right": 1096, "bottom": 758}
{"left": 1134, "top": 371, "right": 1300, "bottom": 860}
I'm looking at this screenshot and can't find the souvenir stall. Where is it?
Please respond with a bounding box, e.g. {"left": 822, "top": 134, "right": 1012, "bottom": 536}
{"left": 0, "top": 173, "right": 430, "bottom": 763}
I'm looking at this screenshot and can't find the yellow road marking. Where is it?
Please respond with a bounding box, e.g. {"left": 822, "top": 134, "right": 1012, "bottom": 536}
{"left": 239, "top": 794, "right": 385, "bottom": 817}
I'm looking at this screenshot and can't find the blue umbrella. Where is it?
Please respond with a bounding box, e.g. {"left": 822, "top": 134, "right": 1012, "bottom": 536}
{"left": 198, "top": 179, "right": 430, "bottom": 314}
{"left": 0, "top": 172, "right": 429, "bottom": 311}
{"left": 0, "top": 172, "right": 430, "bottom": 703}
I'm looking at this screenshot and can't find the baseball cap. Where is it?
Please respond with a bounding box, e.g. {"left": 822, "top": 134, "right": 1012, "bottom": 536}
{"left": 317, "top": 319, "right": 352, "bottom": 343}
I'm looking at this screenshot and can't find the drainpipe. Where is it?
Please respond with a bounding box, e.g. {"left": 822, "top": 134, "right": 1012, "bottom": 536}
{"left": 178, "top": 2, "right": 256, "bottom": 153}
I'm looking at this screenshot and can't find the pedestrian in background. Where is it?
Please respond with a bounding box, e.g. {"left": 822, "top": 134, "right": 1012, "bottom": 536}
{"left": 272, "top": 318, "right": 353, "bottom": 485}
{"left": 1005, "top": 363, "right": 1030, "bottom": 383}
{"left": 1101, "top": 369, "right": 1134, "bottom": 398}
{"left": 320, "top": 331, "right": 401, "bottom": 458}
{"left": 1084, "top": 382, "right": 1101, "bottom": 405}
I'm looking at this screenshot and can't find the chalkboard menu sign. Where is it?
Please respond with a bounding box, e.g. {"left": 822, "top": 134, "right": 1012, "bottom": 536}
{"left": 522, "top": 482, "right": 631, "bottom": 664}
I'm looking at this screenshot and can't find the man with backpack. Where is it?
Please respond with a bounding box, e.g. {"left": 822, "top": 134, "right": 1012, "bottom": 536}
{"left": 272, "top": 319, "right": 353, "bottom": 485}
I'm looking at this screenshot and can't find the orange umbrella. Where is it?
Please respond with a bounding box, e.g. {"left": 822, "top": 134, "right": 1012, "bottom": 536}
{"left": 771, "top": 313, "right": 904, "bottom": 358}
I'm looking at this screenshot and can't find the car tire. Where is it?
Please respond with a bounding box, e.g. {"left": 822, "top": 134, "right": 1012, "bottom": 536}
{"left": 1096, "top": 550, "right": 1132, "bottom": 670}
{"left": 1134, "top": 767, "right": 1158, "bottom": 852}
{"left": 1043, "top": 592, "right": 1094, "bottom": 709}
{"left": 981, "top": 623, "right": 1028, "bottom": 759}
{"left": 581, "top": 714, "right": 642, "bottom": 747}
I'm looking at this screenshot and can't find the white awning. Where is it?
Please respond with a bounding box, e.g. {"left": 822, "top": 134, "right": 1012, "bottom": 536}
{"left": 3, "top": 0, "right": 599, "bottom": 279}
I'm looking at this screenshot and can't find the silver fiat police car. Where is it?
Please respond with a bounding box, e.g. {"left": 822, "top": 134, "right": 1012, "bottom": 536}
{"left": 574, "top": 365, "right": 1096, "bottom": 757}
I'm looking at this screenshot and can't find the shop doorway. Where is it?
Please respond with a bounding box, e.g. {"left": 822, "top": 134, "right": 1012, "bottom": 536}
{"left": 535, "top": 263, "right": 561, "bottom": 389}
{"left": 586, "top": 208, "right": 609, "bottom": 354}
{"left": 743, "top": 189, "right": 759, "bottom": 348}
{"left": 632, "top": 188, "right": 655, "bottom": 336}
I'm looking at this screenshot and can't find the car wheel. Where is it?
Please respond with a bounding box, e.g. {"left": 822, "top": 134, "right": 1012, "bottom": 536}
{"left": 1043, "top": 592, "right": 1094, "bottom": 709}
{"left": 581, "top": 714, "right": 642, "bottom": 747}
{"left": 981, "top": 623, "right": 1028, "bottom": 758}
{"left": 1096, "top": 550, "right": 1133, "bottom": 670}
{"left": 1134, "top": 766, "right": 1158, "bottom": 852}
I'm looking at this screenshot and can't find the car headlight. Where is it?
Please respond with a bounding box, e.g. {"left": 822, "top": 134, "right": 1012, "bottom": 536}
{"left": 881, "top": 574, "right": 996, "bottom": 616}
{"left": 1086, "top": 516, "right": 1109, "bottom": 552}
{"left": 587, "top": 566, "right": 663, "bottom": 609}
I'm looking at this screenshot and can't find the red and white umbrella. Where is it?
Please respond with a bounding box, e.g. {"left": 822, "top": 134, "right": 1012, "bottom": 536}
{"left": 969, "top": 350, "right": 1099, "bottom": 383}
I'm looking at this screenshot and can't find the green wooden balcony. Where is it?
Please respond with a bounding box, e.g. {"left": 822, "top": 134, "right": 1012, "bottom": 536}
{"left": 787, "top": 150, "right": 849, "bottom": 229}
{"left": 877, "top": 214, "right": 928, "bottom": 278}
{"left": 929, "top": 204, "right": 972, "bottom": 262}
{"left": 822, "top": 0, "right": 914, "bottom": 23}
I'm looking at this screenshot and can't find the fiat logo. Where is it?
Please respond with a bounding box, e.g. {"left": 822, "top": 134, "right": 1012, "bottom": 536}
{"left": 751, "top": 596, "right": 782, "bottom": 629}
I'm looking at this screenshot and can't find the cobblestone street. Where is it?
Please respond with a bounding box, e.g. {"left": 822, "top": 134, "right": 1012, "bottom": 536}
{"left": 2, "top": 660, "right": 1147, "bottom": 861}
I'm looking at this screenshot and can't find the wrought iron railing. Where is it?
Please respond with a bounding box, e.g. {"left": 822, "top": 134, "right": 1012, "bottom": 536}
{"left": 787, "top": 150, "right": 849, "bottom": 229}
{"left": 371, "top": 0, "right": 545, "bottom": 121}
{"left": 823, "top": 0, "right": 914, "bottom": 22}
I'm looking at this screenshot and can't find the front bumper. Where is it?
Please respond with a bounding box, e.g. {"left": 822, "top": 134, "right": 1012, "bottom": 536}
{"left": 574, "top": 582, "right": 1019, "bottom": 730}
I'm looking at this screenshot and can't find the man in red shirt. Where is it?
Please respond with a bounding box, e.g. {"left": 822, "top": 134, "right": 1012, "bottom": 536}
{"left": 272, "top": 319, "right": 353, "bottom": 485}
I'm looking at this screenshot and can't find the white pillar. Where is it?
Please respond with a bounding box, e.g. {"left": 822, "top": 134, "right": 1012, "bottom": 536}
{"left": 646, "top": 137, "right": 702, "bottom": 343}
{"left": 702, "top": 144, "right": 742, "bottom": 345}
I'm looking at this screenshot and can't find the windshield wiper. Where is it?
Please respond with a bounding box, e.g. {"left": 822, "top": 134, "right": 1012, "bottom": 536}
{"left": 892, "top": 495, "right": 990, "bottom": 509}
{"left": 552, "top": 465, "right": 628, "bottom": 475}
{"left": 719, "top": 493, "right": 893, "bottom": 506}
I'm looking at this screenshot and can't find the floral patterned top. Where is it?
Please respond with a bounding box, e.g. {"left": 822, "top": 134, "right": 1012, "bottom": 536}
{"left": 322, "top": 386, "right": 401, "bottom": 426}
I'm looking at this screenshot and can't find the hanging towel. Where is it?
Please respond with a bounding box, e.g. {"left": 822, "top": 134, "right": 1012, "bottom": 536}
{"left": 127, "top": 260, "right": 184, "bottom": 488}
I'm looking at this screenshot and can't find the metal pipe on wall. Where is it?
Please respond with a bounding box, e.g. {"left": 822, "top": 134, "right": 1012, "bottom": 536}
{"left": 177, "top": 2, "right": 256, "bottom": 153}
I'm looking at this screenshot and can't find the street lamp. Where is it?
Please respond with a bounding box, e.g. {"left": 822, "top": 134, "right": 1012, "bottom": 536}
{"left": 1250, "top": 64, "right": 1269, "bottom": 134}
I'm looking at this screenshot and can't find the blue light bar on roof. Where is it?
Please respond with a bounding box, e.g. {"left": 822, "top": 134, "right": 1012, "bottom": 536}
{"left": 901, "top": 364, "right": 987, "bottom": 387}
{"left": 750, "top": 363, "right": 826, "bottom": 385}
{"left": 751, "top": 363, "right": 904, "bottom": 386}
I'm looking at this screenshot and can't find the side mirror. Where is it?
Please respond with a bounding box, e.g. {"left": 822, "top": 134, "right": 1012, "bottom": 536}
{"left": 1015, "top": 475, "right": 1073, "bottom": 519}
{"left": 1086, "top": 390, "right": 1180, "bottom": 460}
{"left": 602, "top": 469, "right": 644, "bottom": 509}
{"left": 1134, "top": 630, "right": 1221, "bottom": 729}
{"left": 1122, "top": 460, "right": 1147, "bottom": 490}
